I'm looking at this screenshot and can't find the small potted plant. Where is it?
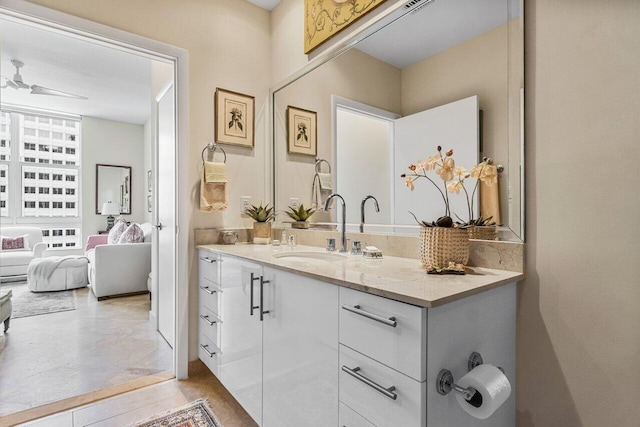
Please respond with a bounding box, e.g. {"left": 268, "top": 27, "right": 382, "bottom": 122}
{"left": 285, "top": 204, "right": 316, "bottom": 229}
{"left": 245, "top": 203, "right": 274, "bottom": 243}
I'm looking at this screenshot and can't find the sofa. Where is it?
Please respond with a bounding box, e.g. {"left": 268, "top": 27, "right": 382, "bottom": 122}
{"left": 86, "top": 223, "right": 152, "bottom": 300}
{"left": 0, "top": 227, "right": 47, "bottom": 279}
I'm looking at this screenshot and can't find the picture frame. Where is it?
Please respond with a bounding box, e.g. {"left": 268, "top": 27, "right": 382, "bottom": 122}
{"left": 287, "top": 106, "right": 317, "bottom": 156}
{"left": 215, "top": 88, "right": 255, "bottom": 148}
{"left": 147, "top": 195, "right": 152, "bottom": 213}
{"left": 147, "top": 170, "right": 152, "bottom": 192}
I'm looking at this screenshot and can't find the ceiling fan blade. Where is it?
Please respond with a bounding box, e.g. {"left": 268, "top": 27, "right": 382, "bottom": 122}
{"left": 1, "top": 76, "right": 19, "bottom": 89}
{"left": 30, "top": 85, "right": 88, "bottom": 100}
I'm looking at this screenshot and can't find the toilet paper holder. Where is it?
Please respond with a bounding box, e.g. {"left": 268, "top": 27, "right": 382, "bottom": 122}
{"left": 436, "top": 351, "right": 504, "bottom": 401}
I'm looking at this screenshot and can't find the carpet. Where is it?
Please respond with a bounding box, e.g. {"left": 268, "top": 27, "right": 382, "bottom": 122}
{"left": 0, "top": 282, "right": 77, "bottom": 319}
{"left": 129, "top": 399, "right": 222, "bottom": 427}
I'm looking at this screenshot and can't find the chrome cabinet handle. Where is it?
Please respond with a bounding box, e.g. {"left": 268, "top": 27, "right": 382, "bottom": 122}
{"left": 260, "top": 276, "right": 270, "bottom": 321}
{"left": 199, "top": 286, "right": 216, "bottom": 295}
{"left": 341, "top": 304, "right": 397, "bottom": 327}
{"left": 250, "top": 273, "right": 260, "bottom": 316}
{"left": 200, "top": 344, "right": 216, "bottom": 357}
{"left": 342, "top": 365, "right": 397, "bottom": 400}
{"left": 200, "top": 257, "right": 217, "bottom": 263}
{"left": 199, "top": 314, "right": 216, "bottom": 326}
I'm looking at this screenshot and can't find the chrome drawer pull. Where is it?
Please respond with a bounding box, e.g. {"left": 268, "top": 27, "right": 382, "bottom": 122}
{"left": 342, "top": 365, "right": 397, "bottom": 400}
{"left": 200, "top": 344, "right": 216, "bottom": 357}
{"left": 342, "top": 304, "right": 397, "bottom": 327}
{"left": 200, "top": 257, "right": 217, "bottom": 263}
{"left": 199, "top": 286, "right": 216, "bottom": 294}
{"left": 199, "top": 315, "right": 216, "bottom": 326}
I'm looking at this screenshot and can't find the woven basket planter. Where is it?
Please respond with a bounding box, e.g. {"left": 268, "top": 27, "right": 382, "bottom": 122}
{"left": 467, "top": 225, "right": 498, "bottom": 241}
{"left": 253, "top": 222, "right": 272, "bottom": 241}
{"left": 419, "top": 226, "right": 470, "bottom": 270}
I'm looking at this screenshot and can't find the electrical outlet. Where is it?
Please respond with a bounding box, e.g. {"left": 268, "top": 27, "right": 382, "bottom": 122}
{"left": 241, "top": 196, "right": 252, "bottom": 216}
{"left": 289, "top": 198, "right": 300, "bottom": 210}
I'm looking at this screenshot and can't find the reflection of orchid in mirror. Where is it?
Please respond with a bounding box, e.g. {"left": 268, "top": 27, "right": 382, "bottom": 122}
{"left": 401, "top": 146, "right": 498, "bottom": 227}
{"left": 228, "top": 108, "right": 243, "bottom": 131}
{"left": 297, "top": 122, "right": 308, "bottom": 142}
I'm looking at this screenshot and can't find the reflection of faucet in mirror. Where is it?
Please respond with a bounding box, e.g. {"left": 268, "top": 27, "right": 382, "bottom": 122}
{"left": 324, "top": 193, "right": 347, "bottom": 253}
{"left": 360, "top": 195, "right": 380, "bottom": 233}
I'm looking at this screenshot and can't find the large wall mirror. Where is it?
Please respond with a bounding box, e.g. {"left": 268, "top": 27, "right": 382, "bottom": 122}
{"left": 272, "top": 0, "right": 524, "bottom": 241}
{"left": 96, "top": 164, "right": 132, "bottom": 215}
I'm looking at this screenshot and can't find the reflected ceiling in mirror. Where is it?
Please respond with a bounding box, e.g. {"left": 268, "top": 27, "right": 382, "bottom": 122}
{"left": 272, "top": 0, "right": 523, "bottom": 241}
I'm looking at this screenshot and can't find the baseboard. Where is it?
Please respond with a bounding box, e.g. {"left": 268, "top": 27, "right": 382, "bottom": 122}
{"left": 96, "top": 290, "right": 150, "bottom": 301}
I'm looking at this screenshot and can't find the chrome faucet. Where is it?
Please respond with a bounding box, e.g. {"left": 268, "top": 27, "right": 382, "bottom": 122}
{"left": 360, "top": 195, "right": 380, "bottom": 233}
{"left": 323, "top": 193, "right": 347, "bottom": 253}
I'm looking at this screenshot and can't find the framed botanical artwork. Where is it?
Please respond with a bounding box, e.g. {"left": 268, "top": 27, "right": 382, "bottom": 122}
{"left": 287, "top": 106, "right": 317, "bottom": 156}
{"left": 215, "top": 88, "right": 255, "bottom": 148}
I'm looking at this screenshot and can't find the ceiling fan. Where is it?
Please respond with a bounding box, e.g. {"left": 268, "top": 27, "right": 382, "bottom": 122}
{"left": 1, "top": 59, "right": 88, "bottom": 100}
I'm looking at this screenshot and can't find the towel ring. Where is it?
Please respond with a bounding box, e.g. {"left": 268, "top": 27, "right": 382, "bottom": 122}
{"left": 315, "top": 157, "right": 331, "bottom": 174}
{"left": 202, "top": 143, "right": 227, "bottom": 163}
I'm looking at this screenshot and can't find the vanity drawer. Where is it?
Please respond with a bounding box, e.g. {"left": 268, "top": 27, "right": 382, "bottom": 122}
{"left": 339, "top": 402, "right": 376, "bottom": 427}
{"left": 198, "top": 333, "right": 220, "bottom": 376}
{"left": 199, "top": 280, "right": 221, "bottom": 314}
{"left": 198, "top": 250, "right": 220, "bottom": 284}
{"left": 198, "top": 305, "right": 221, "bottom": 345}
{"left": 339, "top": 287, "right": 427, "bottom": 381}
{"left": 339, "top": 345, "right": 425, "bottom": 427}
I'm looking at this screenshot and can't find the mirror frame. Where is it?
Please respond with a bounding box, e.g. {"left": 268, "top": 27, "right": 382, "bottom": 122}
{"left": 95, "top": 163, "right": 132, "bottom": 215}
{"left": 270, "top": 1, "right": 524, "bottom": 242}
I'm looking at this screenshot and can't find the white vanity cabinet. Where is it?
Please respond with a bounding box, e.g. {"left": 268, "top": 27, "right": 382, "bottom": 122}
{"left": 198, "top": 247, "right": 517, "bottom": 427}
{"left": 261, "top": 267, "right": 339, "bottom": 426}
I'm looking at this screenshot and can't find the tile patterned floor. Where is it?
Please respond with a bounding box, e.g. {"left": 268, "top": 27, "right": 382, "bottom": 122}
{"left": 0, "top": 287, "right": 172, "bottom": 418}
{"left": 18, "top": 361, "right": 256, "bottom": 427}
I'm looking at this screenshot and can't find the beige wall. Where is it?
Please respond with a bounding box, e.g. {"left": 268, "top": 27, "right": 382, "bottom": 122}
{"left": 519, "top": 0, "right": 640, "bottom": 426}
{"left": 24, "top": 0, "right": 272, "bottom": 359}
{"left": 81, "top": 117, "right": 145, "bottom": 245}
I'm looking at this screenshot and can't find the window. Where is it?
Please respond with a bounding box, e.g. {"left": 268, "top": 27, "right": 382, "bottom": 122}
{"left": 2, "top": 109, "right": 81, "bottom": 248}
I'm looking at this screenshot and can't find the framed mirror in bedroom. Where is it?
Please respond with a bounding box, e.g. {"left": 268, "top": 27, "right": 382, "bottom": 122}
{"left": 95, "top": 163, "right": 132, "bottom": 215}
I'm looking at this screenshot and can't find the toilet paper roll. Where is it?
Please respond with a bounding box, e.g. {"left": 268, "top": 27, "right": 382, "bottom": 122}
{"left": 455, "top": 364, "right": 511, "bottom": 419}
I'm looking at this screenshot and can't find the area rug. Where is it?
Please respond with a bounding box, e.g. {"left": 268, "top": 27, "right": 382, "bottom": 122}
{"left": 0, "top": 282, "right": 77, "bottom": 319}
{"left": 129, "top": 399, "right": 222, "bottom": 427}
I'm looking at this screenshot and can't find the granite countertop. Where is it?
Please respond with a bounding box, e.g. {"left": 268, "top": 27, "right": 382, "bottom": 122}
{"left": 197, "top": 243, "right": 524, "bottom": 308}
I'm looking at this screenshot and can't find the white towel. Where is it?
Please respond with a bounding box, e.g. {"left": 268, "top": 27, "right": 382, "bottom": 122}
{"left": 204, "top": 161, "right": 228, "bottom": 183}
{"left": 318, "top": 172, "right": 333, "bottom": 191}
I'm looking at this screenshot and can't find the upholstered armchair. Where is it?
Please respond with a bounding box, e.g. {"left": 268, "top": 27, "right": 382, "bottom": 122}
{"left": 0, "top": 227, "right": 47, "bottom": 279}
{"left": 85, "top": 223, "right": 152, "bottom": 300}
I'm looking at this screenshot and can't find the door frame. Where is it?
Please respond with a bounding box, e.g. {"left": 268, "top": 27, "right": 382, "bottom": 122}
{"left": 0, "top": 0, "right": 190, "bottom": 379}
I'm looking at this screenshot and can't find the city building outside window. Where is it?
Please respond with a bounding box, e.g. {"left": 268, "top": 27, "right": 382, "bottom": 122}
{"left": 0, "top": 110, "right": 81, "bottom": 249}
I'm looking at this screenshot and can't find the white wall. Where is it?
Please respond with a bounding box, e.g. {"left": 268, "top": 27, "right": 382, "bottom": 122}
{"left": 81, "top": 116, "right": 145, "bottom": 246}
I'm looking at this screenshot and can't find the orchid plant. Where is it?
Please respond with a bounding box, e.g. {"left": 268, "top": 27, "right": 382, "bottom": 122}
{"left": 401, "top": 146, "right": 498, "bottom": 227}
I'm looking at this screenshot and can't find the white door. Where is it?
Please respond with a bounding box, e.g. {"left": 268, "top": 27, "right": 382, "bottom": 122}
{"left": 156, "top": 84, "right": 175, "bottom": 347}
{"left": 394, "top": 95, "right": 479, "bottom": 227}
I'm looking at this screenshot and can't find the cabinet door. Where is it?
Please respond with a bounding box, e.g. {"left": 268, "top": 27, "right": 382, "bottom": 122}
{"left": 262, "top": 267, "right": 339, "bottom": 427}
{"left": 217, "top": 255, "right": 263, "bottom": 425}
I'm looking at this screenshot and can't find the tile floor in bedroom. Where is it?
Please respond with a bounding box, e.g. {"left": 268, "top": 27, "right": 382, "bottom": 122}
{"left": 0, "top": 285, "right": 172, "bottom": 418}
{"left": 16, "top": 361, "right": 256, "bottom": 427}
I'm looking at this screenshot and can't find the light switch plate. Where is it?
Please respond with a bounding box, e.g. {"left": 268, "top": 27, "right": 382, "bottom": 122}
{"left": 289, "top": 198, "right": 299, "bottom": 210}
{"left": 241, "top": 196, "right": 251, "bottom": 216}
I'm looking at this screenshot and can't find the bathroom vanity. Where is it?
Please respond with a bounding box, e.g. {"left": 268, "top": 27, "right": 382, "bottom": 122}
{"left": 197, "top": 244, "right": 523, "bottom": 427}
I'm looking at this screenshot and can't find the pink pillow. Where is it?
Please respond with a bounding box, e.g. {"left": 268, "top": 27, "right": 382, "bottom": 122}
{"left": 1, "top": 235, "right": 30, "bottom": 251}
{"left": 85, "top": 234, "right": 109, "bottom": 252}
{"left": 108, "top": 221, "right": 127, "bottom": 245}
{"left": 118, "top": 223, "right": 145, "bottom": 244}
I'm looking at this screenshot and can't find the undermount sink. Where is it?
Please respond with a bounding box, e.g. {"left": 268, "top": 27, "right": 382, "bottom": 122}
{"left": 273, "top": 251, "right": 347, "bottom": 262}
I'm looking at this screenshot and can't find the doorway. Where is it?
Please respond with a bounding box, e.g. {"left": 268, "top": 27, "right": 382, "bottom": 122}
{"left": 0, "top": 1, "right": 188, "bottom": 421}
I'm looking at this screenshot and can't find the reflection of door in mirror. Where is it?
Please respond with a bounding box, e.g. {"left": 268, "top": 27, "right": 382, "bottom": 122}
{"left": 334, "top": 96, "right": 479, "bottom": 234}
{"left": 96, "top": 164, "right": 132, "bottom": 215}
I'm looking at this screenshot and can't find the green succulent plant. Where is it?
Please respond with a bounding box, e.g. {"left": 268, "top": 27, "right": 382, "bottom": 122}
{"left": 285, "top": 204, "right": 315, "bottom": 222}
{"left": 244, "top": 203, "right": 274, "bottom": 222}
